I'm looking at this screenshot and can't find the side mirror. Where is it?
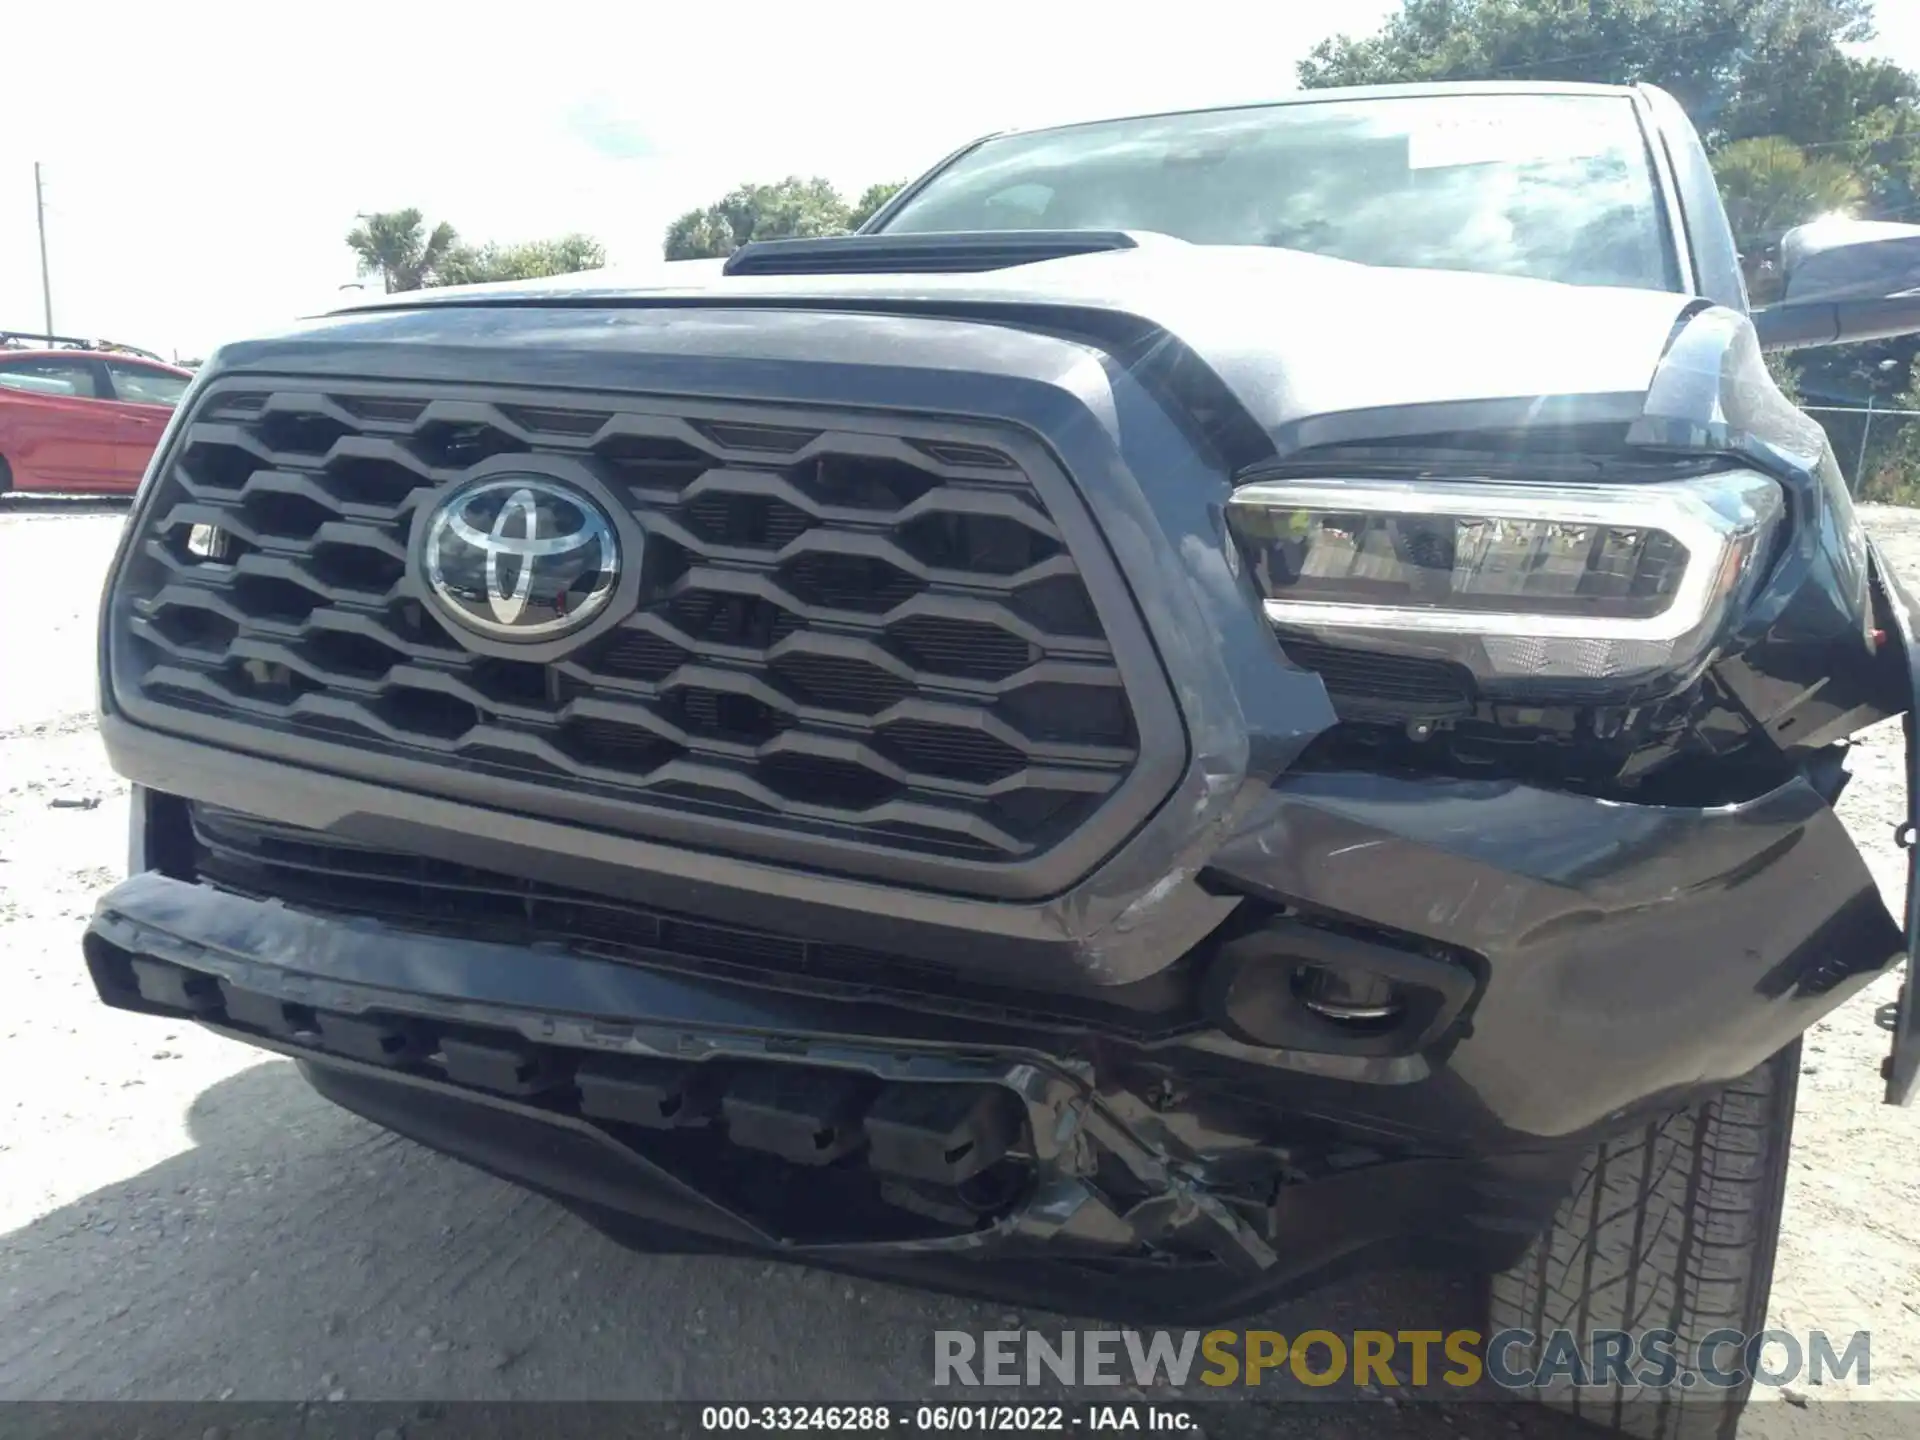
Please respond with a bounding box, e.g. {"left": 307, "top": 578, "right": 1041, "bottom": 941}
{"left": 1752, "top": 218, "right": 1920, "bottom": 351}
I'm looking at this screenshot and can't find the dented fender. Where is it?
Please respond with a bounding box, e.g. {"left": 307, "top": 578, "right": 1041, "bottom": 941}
{"left": 1207, "top": 762, "right": 1904, "bottom": 1139}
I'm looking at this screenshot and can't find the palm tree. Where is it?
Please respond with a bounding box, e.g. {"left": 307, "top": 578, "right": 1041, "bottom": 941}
{"left": 345, "top": 209, "right": 461, "bottom": 292}
{"left": 1713, "top": 137, "right": 1868, "bottom": 301}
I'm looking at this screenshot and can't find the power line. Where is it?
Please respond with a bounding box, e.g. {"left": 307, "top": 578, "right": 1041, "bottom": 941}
{"left": 1804, "top": 406, "right": 1920, "bottom": 417}
{"left": 1792, "top": 133, "right": 1902, "bottom": 153}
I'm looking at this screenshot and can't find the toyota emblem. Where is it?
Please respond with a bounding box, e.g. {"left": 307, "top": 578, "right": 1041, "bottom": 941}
{"left": 420, "top": 476, "right": 622, "bottom": 640}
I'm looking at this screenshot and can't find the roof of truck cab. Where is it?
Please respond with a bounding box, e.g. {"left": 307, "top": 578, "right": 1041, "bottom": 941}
{"left": 984, "top": 79, "right": 1645, "bottom": 143}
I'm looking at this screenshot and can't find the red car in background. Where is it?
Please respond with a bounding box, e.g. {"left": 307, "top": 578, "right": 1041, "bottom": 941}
{"left": 0, "top": 336, "right": 193, "bottom": 496}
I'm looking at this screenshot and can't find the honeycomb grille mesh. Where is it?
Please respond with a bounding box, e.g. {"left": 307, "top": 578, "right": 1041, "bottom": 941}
{"left": 113, "top": 384, "right": 1140, "bottom": 863}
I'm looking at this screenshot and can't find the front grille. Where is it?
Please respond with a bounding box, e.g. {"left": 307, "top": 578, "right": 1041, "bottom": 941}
{"left": 114, "top": 382, "right": 1143, "bottom": 870}
{"left": 184, "top": 803, "right": 1193, "bottom": 1038}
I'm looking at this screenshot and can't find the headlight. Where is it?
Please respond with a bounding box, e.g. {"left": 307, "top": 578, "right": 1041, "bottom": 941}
{"left": 1226, "top": 471, "right": 1783, "bottom": 687}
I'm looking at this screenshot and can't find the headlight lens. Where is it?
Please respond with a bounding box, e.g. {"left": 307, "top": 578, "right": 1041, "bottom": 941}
{"left": 1226, "top": 472, "right": 1783, "bottom": 684}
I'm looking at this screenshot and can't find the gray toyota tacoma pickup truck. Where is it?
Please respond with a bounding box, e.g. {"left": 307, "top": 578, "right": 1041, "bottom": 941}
{"left": 84, "top": 82, "right": 1920, "bottom": 1436}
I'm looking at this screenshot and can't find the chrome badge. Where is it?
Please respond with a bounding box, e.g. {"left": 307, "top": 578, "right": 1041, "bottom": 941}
{"left": 421, "top": 477, "right": 621, "bottom": 640}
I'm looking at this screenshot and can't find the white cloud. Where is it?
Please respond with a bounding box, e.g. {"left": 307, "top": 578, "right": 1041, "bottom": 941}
{"left": 5, "top": 0, "right": 1916, "bottom": 360}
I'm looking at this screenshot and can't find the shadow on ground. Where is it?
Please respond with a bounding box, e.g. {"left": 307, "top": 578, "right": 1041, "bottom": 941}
{"left": 0, "top": 494, "right": 133, "bottom": 516}
{"left": 0, "top": 1057, "right": 1595, "bottom": 1436}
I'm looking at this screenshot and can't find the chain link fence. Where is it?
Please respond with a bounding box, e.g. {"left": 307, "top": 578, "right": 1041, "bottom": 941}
{"left": 1802, "top": 404, "right": 1920, "bottom": 504}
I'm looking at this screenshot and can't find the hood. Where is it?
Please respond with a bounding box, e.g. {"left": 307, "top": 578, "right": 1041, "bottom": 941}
{"left": 319, "top": 240, "right": 1699, "bottom": 446}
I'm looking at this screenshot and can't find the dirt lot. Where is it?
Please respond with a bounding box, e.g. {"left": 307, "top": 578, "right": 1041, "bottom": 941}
{"left": 2, "top": 497, "right": 1917, "bottom": 1436}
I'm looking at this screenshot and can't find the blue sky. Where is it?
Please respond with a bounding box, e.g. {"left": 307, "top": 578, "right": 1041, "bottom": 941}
{"left": 3, "top": 0, "right": 1917, "bottom": 361}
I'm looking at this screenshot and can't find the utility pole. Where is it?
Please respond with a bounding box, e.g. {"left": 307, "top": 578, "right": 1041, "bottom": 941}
{"left": 1857, "top": 393, "right": 1876, "bottom": 490}
{"left": 34, "top": 162, "right": 54, "bottom": 335}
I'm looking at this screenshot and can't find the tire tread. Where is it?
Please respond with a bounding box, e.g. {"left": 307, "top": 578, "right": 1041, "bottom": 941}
{"left": 1486, "top": 1042, "right": 1800, "bottom": 1440}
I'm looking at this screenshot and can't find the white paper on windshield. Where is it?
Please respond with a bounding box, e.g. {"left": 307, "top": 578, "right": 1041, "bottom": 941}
{"left": 1404, "top": 104, "right": 1619, "bottom": 170}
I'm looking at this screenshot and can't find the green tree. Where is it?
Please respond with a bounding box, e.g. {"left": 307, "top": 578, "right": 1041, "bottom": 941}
{"left": 849, "top": 181, "right": 906, "bottom": 230}
{"left": 662, "top": 210, "right": 739, "bottom": 261}
{"left": 438, "top": 233, "right": 607, "bottom": 287}
{"left": 1297, "top": 1, "right": 1912, "bottom": 151}
{"left": 1715, "top": 137, "right": 1868, "bottom": 240}
{"left": 1715, "top": 23, "right": 1915, "bottom": 154}
{"left": 345, "top": 209, "right": 460, "bottom": 293}
{"left": 663, "top": 177, "right": 853, "bottom": 259}
{"left": 1765, "top": 352, "right": 1805, "bottom": 405}
{"left": 1862, "top": 379, "right": 1920, "bottom": 504}
{"left": 1712, "top": 136, "right": 1869, "bottom": 299}
{"left": 1847, "top": 101, "right": 1920, "bottom": 219}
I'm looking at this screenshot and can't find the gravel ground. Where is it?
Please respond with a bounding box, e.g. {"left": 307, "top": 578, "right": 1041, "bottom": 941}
{"left": 1, "top": 496, "right": 1917, "bottom": 1437}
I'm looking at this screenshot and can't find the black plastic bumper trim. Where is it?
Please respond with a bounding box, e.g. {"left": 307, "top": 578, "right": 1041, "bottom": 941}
{"left": 101, "top": 716, "right": 1240, "bottom": 985}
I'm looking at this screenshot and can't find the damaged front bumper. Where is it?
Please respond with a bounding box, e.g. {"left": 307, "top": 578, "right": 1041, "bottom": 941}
{"left": 83, "top": 739, "right": 1907, "bottom": 1321}
{"left": 85, "top": 871, "right": 1466, "bottom": 1320}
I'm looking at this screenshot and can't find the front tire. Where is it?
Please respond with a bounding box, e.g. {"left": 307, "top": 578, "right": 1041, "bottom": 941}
{"left": 1487, "top": 1040, "right": 1801, "bottom": 1440}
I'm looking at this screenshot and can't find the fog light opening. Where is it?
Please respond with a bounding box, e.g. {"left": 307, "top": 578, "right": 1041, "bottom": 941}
{"left": 186, "top": 523, "right": 232, "bottom": 563}
{"left": 1292, "top": 964, "right": 1405, "bottom": 1028}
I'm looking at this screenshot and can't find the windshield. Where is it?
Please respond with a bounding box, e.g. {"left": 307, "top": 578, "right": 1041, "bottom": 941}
{"left": 878, "top": 92, "right": 1680, "bottom": 293}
